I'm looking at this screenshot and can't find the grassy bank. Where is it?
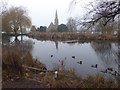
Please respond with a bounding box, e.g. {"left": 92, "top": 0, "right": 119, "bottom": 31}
{"left": 36, "top": 67, "right": 118, "bottom": 88}
{"left": 28, "top": 32, "right": 119, "bottom": 41}
{"left": 2, "top": 45, "right": 46, "bottom": 81}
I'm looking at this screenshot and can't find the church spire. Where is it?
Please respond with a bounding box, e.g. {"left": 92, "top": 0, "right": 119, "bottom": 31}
{"left": 54, "top": 10, "right": 59, "bottom": 27}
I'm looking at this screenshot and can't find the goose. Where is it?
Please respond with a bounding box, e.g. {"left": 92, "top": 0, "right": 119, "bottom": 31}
{"left": 91, "top": 64, "right": 97, "bottom": 68}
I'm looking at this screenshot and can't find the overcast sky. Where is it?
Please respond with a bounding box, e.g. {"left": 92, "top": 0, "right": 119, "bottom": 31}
{"left": 7, "top": 0, "right": 93, "bottom": 27}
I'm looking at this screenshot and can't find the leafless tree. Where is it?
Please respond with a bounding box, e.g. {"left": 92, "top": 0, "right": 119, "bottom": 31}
{"left": 2, "top": 6, "right": 31, "bottom": 37}
{"left": 0, "top": 0, "right": 8, "bottom": 15}
{"left": 71, "top": 0, "right": 120, "bottom": 33}
{"left": 86, "top": 0, "right": 120, "bottom": 26}
{"left": 66, "top": 17, "right": 77, "bottom": 32}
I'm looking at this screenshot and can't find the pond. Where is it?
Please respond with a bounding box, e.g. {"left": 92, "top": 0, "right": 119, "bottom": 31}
{"left": 9, "top": 36, "right": 119, "bottom": 79}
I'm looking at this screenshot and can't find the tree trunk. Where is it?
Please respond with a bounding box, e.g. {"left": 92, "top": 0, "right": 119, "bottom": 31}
{"left": 20, "top": 24, "right": 23, "bottom": 42}
{"left": 14, "top": 29, "right": 18, "bottom": 41}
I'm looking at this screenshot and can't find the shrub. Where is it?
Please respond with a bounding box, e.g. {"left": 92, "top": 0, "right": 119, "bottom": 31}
{"left": 2, "top": 47, "right": 23, "bottom": 77}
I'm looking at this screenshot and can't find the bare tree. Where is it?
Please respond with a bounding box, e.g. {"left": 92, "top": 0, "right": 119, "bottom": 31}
{"left": 2, "top": 6, "right": 31, "bottom": 38}
{"left": 71, "top": 0, "right": 120, "bottom": 33}
{"left": 86, "top": 0, "right": 120, "bottom": 25}
{"left": 66, "top": 17, "right": 77, "bottom": 32}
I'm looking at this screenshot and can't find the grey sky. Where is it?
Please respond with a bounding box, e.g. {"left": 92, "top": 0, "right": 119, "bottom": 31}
{"left": 7, "top": 0, "right": 92, "bottom": 27}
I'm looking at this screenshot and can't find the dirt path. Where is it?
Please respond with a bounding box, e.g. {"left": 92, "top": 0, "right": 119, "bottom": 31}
{"left": 2, "top": 77, "right": 46, "bottom": 88}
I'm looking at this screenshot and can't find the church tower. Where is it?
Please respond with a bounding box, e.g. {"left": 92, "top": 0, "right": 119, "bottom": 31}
{"left": 47, "top": 10, "right": 59, "bottom": 32}
{"left": 54, "top": 10, "right": 59, "bottom": 30}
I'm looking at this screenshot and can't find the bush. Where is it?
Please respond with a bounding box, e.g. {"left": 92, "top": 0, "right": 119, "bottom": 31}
{"left": 2, "top": 47, "right": 23, "bottom": 77}
{"left": 2, "top": 45, "right": 46, "bottom": 80}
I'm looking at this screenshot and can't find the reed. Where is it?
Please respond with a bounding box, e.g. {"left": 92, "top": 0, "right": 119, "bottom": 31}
{"left": 28, "top": 32, "right": 118, "bottom": 41}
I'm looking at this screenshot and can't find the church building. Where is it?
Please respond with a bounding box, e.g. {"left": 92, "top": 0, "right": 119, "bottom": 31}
{"left": 47, "top": 10, "right": 59, "bottom": 32}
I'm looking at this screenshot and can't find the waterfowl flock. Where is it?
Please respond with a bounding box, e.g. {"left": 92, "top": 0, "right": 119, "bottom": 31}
{"left": 50, "top": 55, "right": 119, "bottom": 77}
{"left": 100, "top": 67, "right": 118, "bottom": 76}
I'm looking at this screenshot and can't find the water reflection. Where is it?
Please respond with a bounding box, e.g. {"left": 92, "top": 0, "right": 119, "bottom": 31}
{"left": 117, "top": 42, "right": 120, "bottom": 84}
{"left": 3, "top": 35, "right": 33, "bottom": 56}
{"left": 91, "top": 41, "right": 117, "bottom": 65}
{"left": 91, "top": 41, "right": 120, "bottom": 81}
{"left": 2, "top": 35, "right": 11, "bottom": 46}
{"left": 54, "top": 40, "right": 58, "bottom": 50}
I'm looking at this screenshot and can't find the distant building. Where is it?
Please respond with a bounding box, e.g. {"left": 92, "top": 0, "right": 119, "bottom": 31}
{"left": 31, "top": 25, "right": 36, "bottom": 32}
{"left": 37, "top": 26, "right": 47, "bottom": 32}
{"left": 47, "top": 10, "right": 59, "bottom": 32}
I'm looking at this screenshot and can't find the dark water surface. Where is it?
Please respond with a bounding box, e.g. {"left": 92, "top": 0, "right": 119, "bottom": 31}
{"left": 10, "top": 36, "right": 119, "bottom": 79}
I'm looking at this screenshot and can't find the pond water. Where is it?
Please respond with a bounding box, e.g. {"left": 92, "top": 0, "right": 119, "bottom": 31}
{"left": 10, "top": 36, "right": 119, "bottom": 79}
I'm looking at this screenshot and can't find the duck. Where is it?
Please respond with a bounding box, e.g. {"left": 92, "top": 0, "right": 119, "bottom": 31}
{"left": 77, "top": 61, "right": 82, "bottom": 64}
{"left": 114, "top": 71, "right": 118, "bottom": 76}
{"left": 107, "top": 67, "right": 113, "bottom": 71}
{"left": 109, "top": 71, "right": 117, "bottom": 76}
{"left": 91, "top": 64, "right": 97, "bottom": 68}
{"left": 72, "top": 56, "right": 75, "bottom": 59}
{"left": 101, "top": 69, "right": 107, "bottom": 73}
{"left": 51, "top": 55, "right": 53, "bottom": 58}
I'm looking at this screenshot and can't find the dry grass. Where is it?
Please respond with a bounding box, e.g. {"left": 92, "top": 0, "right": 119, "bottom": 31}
{"left": 38, "top": 59, "right": 118, "bottom": 88}
{"left": 28, "top": 32, "right": 118, "bottom": 41}
{"left": 40, "top": 72, "right": 83, "bottom": 88}
{"left": 2, "top": 46, "right": 22, "bottom": 77}
{"left": 2, "top": 45, "right": 46, "bottom": 80}
{"left": 82, "top": 74, "right": 118, "bottom": 88}
{"left": 40, "top": 71, "right": 118, "bottom": 88}
{"left": 39, "top": 59, "right": 118, "bottom": 88}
